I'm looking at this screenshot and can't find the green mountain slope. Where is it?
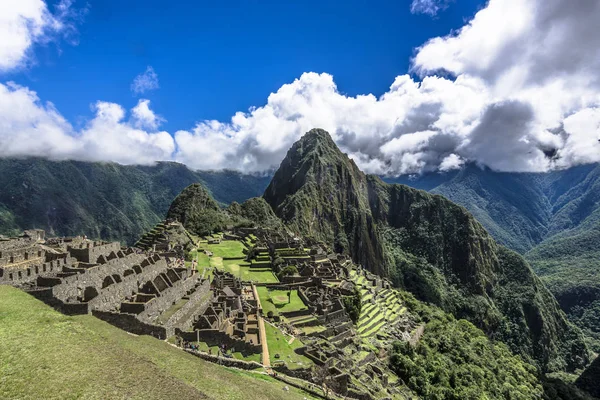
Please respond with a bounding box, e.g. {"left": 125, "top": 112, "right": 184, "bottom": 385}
{"left": 0, "top": 158, "right": 270, "bottom": 244}
{"left": 167, "top": 183, "right": 283, "bottom": 236}
{"left": 264, "top": 129, "right": 589, "bottom": 372}
{"left": 389, "top": 163, "right": 600, "bottom": 351}
{"left": 576, "top": 356, "right": 600, "bottom": 398}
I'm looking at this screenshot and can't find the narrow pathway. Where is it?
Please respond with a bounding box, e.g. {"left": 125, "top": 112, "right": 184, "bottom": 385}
{"left": 258, "top": 315, "right": 270, "bottom": 367}
{"left": 252, "top": 283, "right": 271, "bottom": 368}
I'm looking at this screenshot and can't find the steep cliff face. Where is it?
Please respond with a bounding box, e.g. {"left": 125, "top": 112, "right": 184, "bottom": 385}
{"left": 264, "top": 128, "right": 589, "bottom": 372}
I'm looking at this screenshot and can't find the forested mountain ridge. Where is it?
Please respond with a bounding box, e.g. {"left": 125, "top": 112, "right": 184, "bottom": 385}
{"left": 387, "top": 163, "right": 600, "bottom": 351}
{"left": 0, "top": 158, "right": 271, "bottom": 244}
{"left": 264, "top": 128, "right": 590, "bottom": 372}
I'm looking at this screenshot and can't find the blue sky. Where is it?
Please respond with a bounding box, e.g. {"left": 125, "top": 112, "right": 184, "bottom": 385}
{"left": 1, "top": 0, "right": 599, "bottom": 174}
{"left": 6, "top": 0, "right": 483, "bottom": 132}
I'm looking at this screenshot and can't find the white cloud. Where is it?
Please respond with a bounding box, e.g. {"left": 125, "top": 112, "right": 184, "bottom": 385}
{"left": 131, "top": 99, "right": 165, "bottom": 130}
{"left": 439, "top": 154, "right": 464, "bottom": 171}
{"left": 0, "top": 0, "right": 82, "bottom": 72}
{"left": 1, "top": 0, "right": 600, "bottom": 175}
{"left": 131, "top": 66, "right": 159, "bottom": 95}
{"left": 0, "top": 82, "right": 174, "bottom": 165}
{"left": 410, "top": 0, "right": 453, "bottom": 16}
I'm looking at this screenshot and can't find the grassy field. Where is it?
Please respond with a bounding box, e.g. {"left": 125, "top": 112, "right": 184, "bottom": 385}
{"left": 263, "top": 322, "right": 312, "bottom": 370}
{"left": 257, "top": 288, "right": 307, "bottom": 315}
{"left": 0, "top": 286, "right": 318, "bottom": 400}
{"left": 211, "top": 258, "right": 278, "bottom": 283}
{"left": 206, "top": 240, "right": 246, "bottom": 259}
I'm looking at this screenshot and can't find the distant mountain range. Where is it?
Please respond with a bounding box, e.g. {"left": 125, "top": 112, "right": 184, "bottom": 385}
{"left": 0, "top": 158, "right": 270, "bottom": 245}
{"left": 386, "top": 163, "right": 600, "bottom": 351}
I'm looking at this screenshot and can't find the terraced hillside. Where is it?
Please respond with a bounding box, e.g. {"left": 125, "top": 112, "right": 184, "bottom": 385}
{"left": 351, "top": 269, "right": 407, "bottom": 338}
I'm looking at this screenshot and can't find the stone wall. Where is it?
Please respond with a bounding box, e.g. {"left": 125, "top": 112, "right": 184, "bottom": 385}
{"left": 87, "top": 259, "right": 168, "bottom": 312}
{"left": 1, "top": 256, "right": 70, "bottom": 285}
{"left": 51, "top": 253, "right": 149, "bottom": 302}
{"left": 184, "top": 349, "right": 263, "bottom": 370}
{"left": 138, "top": 273, "right": 200, "bottom": 322}
{"left": 166, "top": 279, "right": 211, "bottom": 333}
{"left": 178, "top": 329, "right": 261, "bottom": 354}
{"left": 68, "top": 242, "right": 121, "bottom": 263}
{"left": 0, "top": 245, "right": 43, "bottom": 267}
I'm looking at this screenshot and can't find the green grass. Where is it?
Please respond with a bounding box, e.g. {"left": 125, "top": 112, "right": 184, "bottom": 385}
{"left": 216, "top": 259, "right": 278, "bottom": 283}
{"left": 300, "top": 325, "right": 327, "bottom": 335}
{"left": 268, "top": 290, "right": 307, "bottom": 312}
{"left": 207, "top": 240, "right": 246, "bottom": 258}
{"left": 196, "top": 251, "right": 210, "bottom": 268}
{"left": 256, "top": 287, "right": 308, "bottom": 316}
{"left": 0, "top": 286, "right": 318, "bottom": 400}
{"left": 263, "top": 322, "right": 312, "bottom": 370}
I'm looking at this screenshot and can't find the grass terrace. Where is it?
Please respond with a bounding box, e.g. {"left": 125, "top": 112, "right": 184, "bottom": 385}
{"left": 0, "top": 286, "right": 318, "bottom": 400}
{"left": 256, "top": 288, "right": 307, "bottom": 316}
{"left": 206, "top": 239, "right": 246, "bottom": 259}
{"left": 351, "top": 269, "right": 407, "bottom": 339}
{"left": 264, "top": 322, "right": 312, "bottom": 370}
{"left": 211, "top": 257, "right": 278, "bottom": 283}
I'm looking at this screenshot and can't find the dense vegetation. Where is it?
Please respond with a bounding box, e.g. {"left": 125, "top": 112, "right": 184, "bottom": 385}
{"left": 168, "top": 184, "right": 283, "bottom": 237}
{"left": 390, "top": 317, "right": 543, "bottom": 399}
{"left": 0, "top": 158, "right": 270, "bottom": 244}
{"left": 388, "top": 163, "right": 600, "bottom": 351}
{"left": 575, "top": 356, "right": 600, "bottom": 398}
{"left": 264, "top": 129, "right": 590, "bottom": 373}
{"left": 167, "top": 183, "right": 227, "bottom": 235}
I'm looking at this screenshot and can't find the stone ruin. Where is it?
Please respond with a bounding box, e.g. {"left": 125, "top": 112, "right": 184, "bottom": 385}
{"left": 177, "top": 269, "right": 262, "bottom": 356}
{"left": 0, "top": 225, "right": 210, "bottom": 340}
{"left": 232, "top": 226, "right": 413, "bottom": 399}
{"left": 1, "top": 223, "right": 417, "bottom": 400}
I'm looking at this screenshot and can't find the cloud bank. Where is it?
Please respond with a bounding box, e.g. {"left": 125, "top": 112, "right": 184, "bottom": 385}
{"left": 1, "top": 0, "right": 599, "bottom": 176}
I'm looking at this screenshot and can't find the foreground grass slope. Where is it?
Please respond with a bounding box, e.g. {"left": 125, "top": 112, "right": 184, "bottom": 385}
{"left": 0, "top": 286, "right": 315, "bottom": 400}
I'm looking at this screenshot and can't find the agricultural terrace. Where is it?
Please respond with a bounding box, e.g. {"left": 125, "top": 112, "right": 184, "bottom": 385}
{"left": 202, "top": 238, "right": 278, "bottom": 283}
{"left": 349, "top": 269, "right": 407, "bottom": 338}
{"left": 264, "top": 322, "right": 312, "bottom": 370}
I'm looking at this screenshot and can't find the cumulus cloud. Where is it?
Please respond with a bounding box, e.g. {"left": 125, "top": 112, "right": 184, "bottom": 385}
{"left": 1, "top": 0, "right": 600, "bottom": 175}
{"left": 410, "top": 0, "right": 453, "bottom": 16}
{"left": 0, "top": 82, "right": 174, "bottom": 165}
{"left": 174, "top": 0, "right": 600, "bottom": 174}
{"left": 0, "top": 0, "right": 83, "bottom": 72}
{"left": 131, "top": 99, "right": 165, "bottom": 130}
{"left": 131, "top": 66, "right": 159, "bottom": 95}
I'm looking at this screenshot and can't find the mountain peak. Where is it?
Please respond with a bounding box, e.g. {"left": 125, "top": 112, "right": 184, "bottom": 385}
{"left": 300, "top": 127, "right": 335, "bottom": 145}
{"left": 263, "top": 129, "right": 590, "bottom": 372}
